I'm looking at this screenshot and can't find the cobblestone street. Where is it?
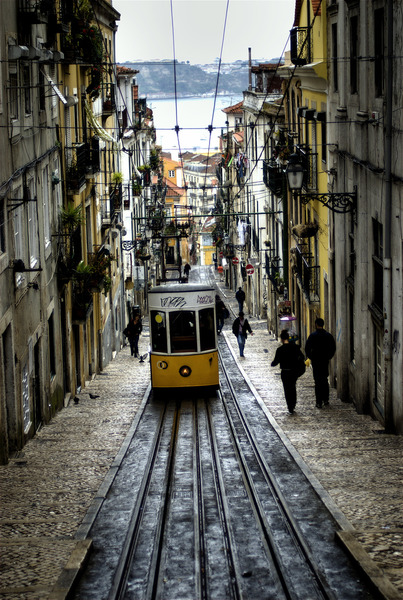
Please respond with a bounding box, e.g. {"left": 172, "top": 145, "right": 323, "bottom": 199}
{"left": 0, "top": 290, "right": 402, "bottom": 599}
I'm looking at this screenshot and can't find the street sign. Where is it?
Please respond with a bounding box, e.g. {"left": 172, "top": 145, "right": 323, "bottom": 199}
{"left": 232, "top": 257, "right": 239, "bottom": 265}
{"left": 246, "top": 263, "right": 254, "bottom": 275}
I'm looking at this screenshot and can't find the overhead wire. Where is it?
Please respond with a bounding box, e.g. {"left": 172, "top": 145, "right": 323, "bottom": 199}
{"left": 202, "top": 0, "right": 230, "bottom": 188}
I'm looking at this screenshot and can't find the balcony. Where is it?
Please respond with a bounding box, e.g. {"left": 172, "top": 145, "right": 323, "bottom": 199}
{"left": 102, "top": 83, "right": 116, "bottom": 119}
{"left": 87, "top": 137, "right": 100, "bottom": 174}
{"left": 292, "top": 242, "right": 320, "bottom": 304}
{"left": 296, "top": 145, "right": 317, "bottom": 191}
{"left": 65, "top": 144, "right": 87, "bottom": 194}
{"left": 263, "top": 160, "right": 284, "bottom": 196}
{"left": 18, "top": 0, "right": 54, "bottom": 24}
{"left": 290, "top": 27, "right": 312, "bottom": 66}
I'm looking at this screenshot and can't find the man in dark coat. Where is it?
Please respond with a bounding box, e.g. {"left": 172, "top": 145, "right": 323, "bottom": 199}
{"left": 305, "top": 317, "right": 336, "bottom": 408}
{"left": 124, "top": 314, "right": 143, "bottom": 357}
{"left": 232, "top": 311, "right": 253, "bottom": 357}
{"left": 235, "top": 287, "right": 246, "bottom": 313}
{"left": 271, "top": 330, "right": 305, "bottom": 414}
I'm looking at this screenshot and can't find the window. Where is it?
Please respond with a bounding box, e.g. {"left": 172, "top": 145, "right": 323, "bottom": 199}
{"left": 13, "top": 190, "right": 25, "bottom": 263}
{"left": 349, "top": 289, "right": 355, "bottom": 362}
{"left": 22, "top": 64, "right": 31, "bottom": 115}
{"left": 321, "top": 120, "right": 327, "bottom": 164}
{"left": 9, "top": 61, "right": 19, "bottom": 120}
{"left": 332, "top": 23, "right": 338, "bottom": 92}
{"left": 372, "top": 219, "right": 383, "bottom": 310}
{"left": 168, "top": 170, "right": 175, "bottom": 178}
{"left": 199, "top": 308, "right": 215, "bottom": 351}
{"left": 169, "top": 311, "right": 197, "bottom": 353}
{"left": 22, "top": 364, "right": 31, "bottom": 432}
{"left": 150, "top": 311, "right": 167, "bottom": 353}
{"left": 48, "top": 312, "right": 56, "bottom": 377}
{"left": 350, "top": 16, "right": 358, "bottom": 94}
{"left": 374, "top": 8, "right": 384, "bottom": 97}
{"left": 0, "top": 199, "right": 5, "bottom": 253}
{"left": 27, "top": 181, "right": 39, "bottom": 267}
{"left": 42, "top": 166, "right": 50, "bottom": 248}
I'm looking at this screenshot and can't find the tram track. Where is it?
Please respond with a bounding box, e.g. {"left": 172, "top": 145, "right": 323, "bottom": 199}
{"left": 73, "top": 339, "right": 374, "bottom": 600}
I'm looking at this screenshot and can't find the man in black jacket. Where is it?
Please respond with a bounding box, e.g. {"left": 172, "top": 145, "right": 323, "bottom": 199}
{"left": 305, "top": 318, "right": 336, "bottom": 408}
{"left": 271, "top": 330, "right": 305, "bottom": 414}
{"left": 235, "top": 287, "right": 245, "bottom": 313}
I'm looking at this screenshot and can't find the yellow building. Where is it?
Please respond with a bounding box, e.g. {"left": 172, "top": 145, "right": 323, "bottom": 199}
{"left": 281, "top": 0, "right": 329, "bottom": 344}
{"left": 57, "top": 0, "right": 122, "bottom": 390}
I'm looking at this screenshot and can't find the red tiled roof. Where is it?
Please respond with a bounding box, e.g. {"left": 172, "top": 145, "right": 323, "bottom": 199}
{"left": 294, "top": 0, "right": 321, "bottom": 27}
{"left": 117, "top": 65, "right": 139, "bottom": 75}
{"left": 222, "top": 101, "right": 243, "bottom": 114}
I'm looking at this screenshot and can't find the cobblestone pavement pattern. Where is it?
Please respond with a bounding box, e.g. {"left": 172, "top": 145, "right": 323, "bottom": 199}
{"left": 0, "top": 282, "right": 402, "bottom": 599}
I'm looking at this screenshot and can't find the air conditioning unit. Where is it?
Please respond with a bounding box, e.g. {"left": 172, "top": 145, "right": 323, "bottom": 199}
{"left": 8, "top": 45, "right": 29, "bottom": 59}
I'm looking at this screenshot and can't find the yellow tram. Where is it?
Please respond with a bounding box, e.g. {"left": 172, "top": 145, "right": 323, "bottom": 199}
{"left": 148, "top": 283, "right": 219, "bottom": 391}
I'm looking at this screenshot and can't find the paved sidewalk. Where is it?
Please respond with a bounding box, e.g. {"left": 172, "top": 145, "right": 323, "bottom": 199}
{"left": 0, "top": 280, "right": 402, "bottom": 599}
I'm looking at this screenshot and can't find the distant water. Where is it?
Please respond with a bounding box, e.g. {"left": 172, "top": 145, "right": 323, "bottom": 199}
{"left": 149, "top": 95, "right": 243, "bottom": 159}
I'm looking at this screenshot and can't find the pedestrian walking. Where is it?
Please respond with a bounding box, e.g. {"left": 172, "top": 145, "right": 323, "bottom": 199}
{"left": 123, "top": 314, "right": 143, "bottom": 357}
{"left": 183, "top": 262, "right": 191, "bottom": 278}
{"left": 271, "top": 330, "right": 305, "bottom": 414}
{"left": 232, "top": 311, "right": 253, "bottom": 357}
{"left": 305, "top": 317, "right": 336, "bottom": 408}
{"left": 235, "top": 287, "right": 245, "bottom": 313}
{"left": 215, "top": 294, "right": 228, "bottom": 334}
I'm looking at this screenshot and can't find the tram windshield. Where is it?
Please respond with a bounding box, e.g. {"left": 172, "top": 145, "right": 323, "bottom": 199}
{"left": 199, "top": 308, "right": 215, "bottom": 351}
{"left": 169, "top": 311, "right": 197, "bottom": 353}
{"left": 150, "top": 311, "right": 167, "bottom": 353}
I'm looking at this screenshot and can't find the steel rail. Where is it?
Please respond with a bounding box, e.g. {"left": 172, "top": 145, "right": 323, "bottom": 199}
{"left": 218, "top": 347, "right": 337, "bottom": 600}
{"left": 106, "top": 399, "right": 176, "bottom": 600}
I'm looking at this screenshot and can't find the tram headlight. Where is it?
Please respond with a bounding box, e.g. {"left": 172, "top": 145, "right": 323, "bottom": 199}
{"left": 179, "top": 365, "right": 192, "bottom": 378}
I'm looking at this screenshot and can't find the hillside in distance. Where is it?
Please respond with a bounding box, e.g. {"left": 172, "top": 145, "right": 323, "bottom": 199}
{"left": 119, "top": 60, "right": 250, "bottom": 98}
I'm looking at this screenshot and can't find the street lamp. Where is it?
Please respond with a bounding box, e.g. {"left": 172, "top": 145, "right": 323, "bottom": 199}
{"left": 285, "top": 153, "right": 305, "bottom": 191}
{"left": 285, "top": 154, "right": 357, "bottom": 214}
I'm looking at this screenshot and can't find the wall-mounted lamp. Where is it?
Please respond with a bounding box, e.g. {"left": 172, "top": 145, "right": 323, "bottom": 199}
{"left": 286, "top": 154, "right": 357, "bottom": 214}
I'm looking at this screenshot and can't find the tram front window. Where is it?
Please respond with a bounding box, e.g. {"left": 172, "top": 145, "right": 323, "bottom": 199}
{"left": 151, "top": 311, "right": 167, "bottom": 353}
{"left": 199, "top": 308, "right": 215, "bottom": 351}
{"left": 170, "top": 311, "right": 197, "bottom": 353}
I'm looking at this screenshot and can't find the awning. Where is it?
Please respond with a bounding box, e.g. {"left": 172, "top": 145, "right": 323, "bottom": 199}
{"left": 42, "top": 70, "right": 67, "bottom": 105}
{"left": 85, "top": 99, "right": 118, "bottom": 151}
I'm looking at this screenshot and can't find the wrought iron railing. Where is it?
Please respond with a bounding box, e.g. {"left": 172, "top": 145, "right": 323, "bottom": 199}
{"left": 263, "top": 160, "right": 284, "bottom": 196}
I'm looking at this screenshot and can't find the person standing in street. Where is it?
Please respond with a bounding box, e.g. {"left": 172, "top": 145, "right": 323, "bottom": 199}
{"left": 271, "top": 330, "right": 305, "bottom": 414}
{"left": 123, "top": 314, "right": 143, "bottom": 357}
{"left": 215, "top": 294, "right": 228, "bottom": 334}
{"left": 183, "top": 262, "right": 191, "bottom": 278}
{"left": 235, "top": 287, "right": 245, "bottom": 313}
{"left": 305, "top": 317, "right": 336, "bottom": 408}
{"left": 232, "top": 311, "right": 253, "bottom": 357}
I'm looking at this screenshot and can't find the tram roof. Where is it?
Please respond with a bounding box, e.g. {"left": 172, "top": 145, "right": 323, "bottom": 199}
{"left": 149, "top": 283, "right": 215, "bottom": 294}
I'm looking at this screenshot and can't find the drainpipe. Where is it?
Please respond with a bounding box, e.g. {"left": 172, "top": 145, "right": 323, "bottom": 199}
{"left": 383, "top": 0, "right": 393, "bottom": 432}
{"left": 248, "top": 48, "right": 252, "bottom": 91}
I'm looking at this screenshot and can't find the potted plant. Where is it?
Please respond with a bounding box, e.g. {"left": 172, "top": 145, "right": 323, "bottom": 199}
{"left": 132, "top": 177, "right": 142, "bottom": 196}
{"left": 60, "top": 203, "right": 85, "bottom": 232}
{"left": 111, "top": 172, "right": 123, "bottom": 185}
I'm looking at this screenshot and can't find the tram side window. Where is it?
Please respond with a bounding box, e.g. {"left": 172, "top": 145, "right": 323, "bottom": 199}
{"left": 170, "top": 311, "right": 197, "bottom": 353}
{"left": 151, "top": 311, "right": 167, "bottom": 353}
{"left": 199, "top": 308, "right": 215, "bottom": 351}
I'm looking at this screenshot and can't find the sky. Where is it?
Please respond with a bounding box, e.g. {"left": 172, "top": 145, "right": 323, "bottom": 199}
{"left": 112, "top": 0, "right": 296, "bottom": 65}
